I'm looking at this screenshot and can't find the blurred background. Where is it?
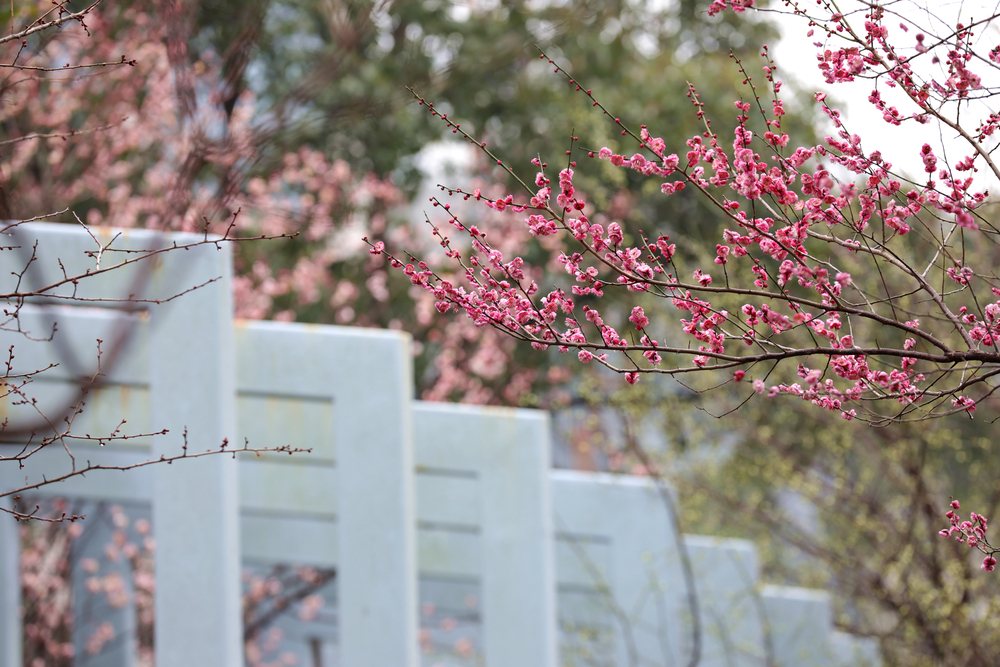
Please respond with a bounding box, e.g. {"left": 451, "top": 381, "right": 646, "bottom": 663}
{"left": 6, "top": 0, "right": 1000, "bottom": 665}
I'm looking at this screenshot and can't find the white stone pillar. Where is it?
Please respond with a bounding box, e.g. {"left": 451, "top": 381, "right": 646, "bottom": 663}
{"left": 149, "top": 235, "right": 241, "bottom": 667}
{"left": 0, "top": 510, "right": 20, "bottom": 667}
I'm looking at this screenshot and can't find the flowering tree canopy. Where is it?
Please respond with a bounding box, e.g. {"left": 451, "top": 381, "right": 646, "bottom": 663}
{"left": 375, "top": 0, "right": 1000, "bottom": 427}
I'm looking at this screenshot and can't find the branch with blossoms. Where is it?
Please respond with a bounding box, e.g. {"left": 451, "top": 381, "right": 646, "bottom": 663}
{"left": 940, "top": 499, "right": 999, "bottom": 571}
{"left": 2, "top": 0, "right": 140, "bottom": 77}
{"left": 2, "top": 435, "right": 311, "bottom": 522}
{"left": 2, "top": 303, "right": 308, "bottom": 523}
{"left": 0, "top": 0, "right": 103, "bottom": 48}
{"left": 1, "top": 210, "right": 298, "bottom": 515}
{"left": 372, "top": 0, "right": 1000, "bottom": 427}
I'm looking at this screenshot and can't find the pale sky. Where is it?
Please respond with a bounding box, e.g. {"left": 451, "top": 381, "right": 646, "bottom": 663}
{"left": 767, "top": 0, "right": 1000, "bottom": 197}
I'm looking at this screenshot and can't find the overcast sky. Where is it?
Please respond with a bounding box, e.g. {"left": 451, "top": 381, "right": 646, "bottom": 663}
{"left": 768, "top": 0, "right": 1000, "bottom": 196}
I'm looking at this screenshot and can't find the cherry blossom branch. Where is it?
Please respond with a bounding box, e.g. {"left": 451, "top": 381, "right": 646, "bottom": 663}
{"left": 940, "top": 499, "right": 1000, "bottom": 571}
{"left": 0, "top": 0, "right": 102, "bottom": 47}
{"left": 2, "top": 437, "right": 311, "bottom": 508}
{"left": 2, "top": 214, "right": 297, "bottom": 305}
{"left": 0, "top": 119, "right": 126, "bottom": 147}
{"left": 0, "top": 496, "right": 85, "bottom": 522}
{"left": 2, "top": 55, "right": 137, "bottom": 71}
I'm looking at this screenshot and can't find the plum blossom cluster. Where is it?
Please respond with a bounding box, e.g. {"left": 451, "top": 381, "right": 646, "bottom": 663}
{"left": 707, "top": 0, "right": 755, "bottom": 18}
{"left": 941, "top": 500, "right": 999, "bottom": 572}
{"left": 378, "top": 0, "right": 1000, "bottom": 429}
